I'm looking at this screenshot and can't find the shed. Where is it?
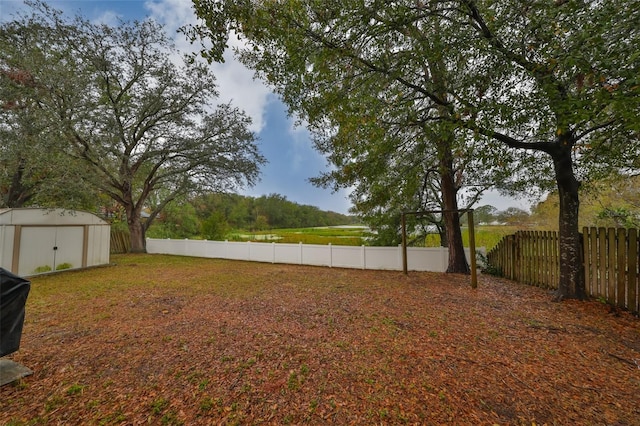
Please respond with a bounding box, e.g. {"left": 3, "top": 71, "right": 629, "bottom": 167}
{"left": 0, "top": 208, "right": 110, "bottom": 276}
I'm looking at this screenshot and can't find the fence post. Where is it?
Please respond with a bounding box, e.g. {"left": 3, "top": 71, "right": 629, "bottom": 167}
{"left": 329, "top": 243, "right": 332, "bottom": 268}
{"left": 401, "top": 213, "right": 408, "bottom": 274}
{"left": 467, "top": 210, "right": 477, "bottom": 289}
{"left": 362, "top": 245, "right": 366, "bottom": 270}
{"left": 299, "top": 242, "right": 303, "bottom": 265}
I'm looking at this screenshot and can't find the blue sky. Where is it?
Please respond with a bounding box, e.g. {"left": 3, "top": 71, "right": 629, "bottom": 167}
{"left": 0, "top": 0, "right": 529, "bottom": 214}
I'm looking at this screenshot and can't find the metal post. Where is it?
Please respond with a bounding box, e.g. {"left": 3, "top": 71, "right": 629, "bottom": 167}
{"left": 467, "top": 210, "right": 477, "bottom": 289}
{"left": 401, "top": 212, "right": 408, "bottom": 274}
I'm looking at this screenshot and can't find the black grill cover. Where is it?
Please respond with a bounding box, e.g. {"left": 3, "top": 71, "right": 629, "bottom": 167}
{"left": 0, "top": 268, "right": 31, "bottom": 357}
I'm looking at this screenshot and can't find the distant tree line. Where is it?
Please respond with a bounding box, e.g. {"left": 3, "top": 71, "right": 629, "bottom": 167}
{"left": 475, "top": 174, "right": 640, "bottom": 230}
{"left": 472, "top": 205, "right": 531, "bottom": 226}
{"left": 531, "top": 174, "right": 640, "bottom": 230}
{"left": 145, "top": 193, "right": 357, "bottom": 240}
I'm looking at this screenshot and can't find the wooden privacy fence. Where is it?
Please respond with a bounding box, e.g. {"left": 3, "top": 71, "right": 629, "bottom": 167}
{"left": 110, "top": 230, "right": 130, "bottom": 254}
{"left": 583, "top": 227, "right": 638, "bottom": 310}
{"left": 487, "top": 228, "right": 639, "bottom": 313}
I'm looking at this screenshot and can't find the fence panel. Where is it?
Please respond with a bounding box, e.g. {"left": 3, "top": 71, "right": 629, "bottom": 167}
{"left": 584, "top": 228, "right": 595, "bottom": 297}
{"left": 489, "top": 227, "right": 640, "bottom": 313}
{"left": 110, "top": 230, "right": 130, "bottom": 254}
{"left": 616, "top": 228, "right": 626, "bottom": 306}
{"left": 301, "top": 244, "right": 332, "bottom": 267}
{"left": 146, "top": 238, "right": 484, "bottom": 273}
{"left": 511, "top": 231, "right": 559, "bottom": 289}
{"left": 205, "top": 241, "right": 228, "bottom": 258}
{"left": 606, "top": 228, "right": 616, "bottom": 304}
{"left": 598, "top": 229, "right": 607, "bottom": 299}
{"left": 367, "top": 246, "right": 401, "bottom": 270}
{"left": 248, "top": 242, "right": 275, "bottom": 263}
{"left": 275, "top": 243, "right": 304, "bottom": 264}
{"left": 330, "top": 246, "right": 365, "bottom": 269}
{"left": 408, "top": 247, "right": 447, "bottom": 272}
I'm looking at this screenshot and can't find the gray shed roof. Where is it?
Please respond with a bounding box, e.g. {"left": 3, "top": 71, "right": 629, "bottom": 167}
{"left": 0, "top": 208, "right": 107, "bottom": 226}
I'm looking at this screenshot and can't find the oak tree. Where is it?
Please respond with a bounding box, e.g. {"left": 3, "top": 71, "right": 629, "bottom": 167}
{"left": 1, "top": 3, "right": 265, "bottom": 251}
{"left": 0, "top": 20, "right": 97, "bottom": 209}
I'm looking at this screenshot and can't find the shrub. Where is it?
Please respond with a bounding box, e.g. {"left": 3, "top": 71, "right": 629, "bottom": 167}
{"left": 33, "top": 265, "right": 52, "bottom": 274}
{"left": 56, "top": 262, "right": 73, "bottom": 270}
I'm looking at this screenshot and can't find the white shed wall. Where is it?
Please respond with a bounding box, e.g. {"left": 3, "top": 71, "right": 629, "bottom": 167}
{"left": 86, "top": 225, "right": 111, "bottom": 267}
{"left": 0, "top": 209, "right": 110, "bottom": 276}
{"left": 18, "top": 226, "right": 85, "bottom": 275}
{"left": 0, "top": 225, "right": 15, "bottom": 271}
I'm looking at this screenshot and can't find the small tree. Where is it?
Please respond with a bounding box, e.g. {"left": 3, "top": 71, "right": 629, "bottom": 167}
{"left": 201, "top": 211, "right": 230, "bottom": 240}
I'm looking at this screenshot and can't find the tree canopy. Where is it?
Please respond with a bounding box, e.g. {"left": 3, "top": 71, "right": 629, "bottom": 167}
{"left": 190, "top": 0, "right": 640, "bottom": 298}
{"left": 146, "top": 192, "right": 356, "bottom": 239}
{"left": 0, "top": 17, "right": 97, "bottom": 209}
{"left": 0, "top": 2, "right": 265, "bottom": 251}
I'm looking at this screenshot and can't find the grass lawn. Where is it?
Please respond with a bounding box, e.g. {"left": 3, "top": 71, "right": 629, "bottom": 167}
{"left": 230, "top": 226, "right": 367, "bottom": 246}
{"left": 424, "top": 225, "right": 520, "bottom": 250}
{"left": 1, "top": 254, "right": 639, "bottom": 425}
{"left": 230, "top": 225, "right": 519, "bottom": 249}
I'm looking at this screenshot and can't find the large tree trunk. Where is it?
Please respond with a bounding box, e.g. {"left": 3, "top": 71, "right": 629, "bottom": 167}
{"left": 127, "top": 216, "right": 147, "bottom": 253}
{"left": 551, "top": 139, "right": 585, "bottom": 300}
{"left": 4, "top": 158, "right": 32, "bottom": 208}
{"left": 124, "top": 196, "right": 147, "bottom": 253}
{"left": 440, "top": 144, "right": 470, "bottom": 274}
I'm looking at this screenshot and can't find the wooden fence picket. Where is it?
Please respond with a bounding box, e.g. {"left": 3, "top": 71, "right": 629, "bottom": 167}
{"left": 598, "top": 228, "right": 606, "bottom": 299}
{"left": 616, "top": 228, "right": 626, "bottom": 307}
{"left": 607, "top": 228, "right": 616, "bottom": 304}
{"left": 110, "top": 230, "right": 131, "bottom": 254}
{"left": 487, "top": 226, "right": 640, "bottom": 313}
{"left": 628, "top": 229, "right": 638, "bottom": 313}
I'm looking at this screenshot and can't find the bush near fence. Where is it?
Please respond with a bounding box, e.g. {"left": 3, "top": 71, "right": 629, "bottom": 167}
{"left": 487, "top": 228, "right": 639, "bottom": 313}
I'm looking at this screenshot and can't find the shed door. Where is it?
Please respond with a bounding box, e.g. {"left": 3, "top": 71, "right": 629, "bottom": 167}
{"left": 18, "top": 226, "right": 84, "bottom": 276}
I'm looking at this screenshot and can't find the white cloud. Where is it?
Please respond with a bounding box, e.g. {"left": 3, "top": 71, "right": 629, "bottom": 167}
{"left": 477, "top": 190, "right": 533, "bottom": 212}
{"left": 145, "top": 0, "right": 272, "bottom": 132}
{"left": 91, "top": 10, "right": 122, "bottom": 26}
{"left": 0, "top": 0, "right": 272, "bottom": 132}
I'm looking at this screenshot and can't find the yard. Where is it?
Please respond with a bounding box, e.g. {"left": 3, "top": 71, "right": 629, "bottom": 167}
{"left": 1, "top": 254, "right": 639, "bottom": 425}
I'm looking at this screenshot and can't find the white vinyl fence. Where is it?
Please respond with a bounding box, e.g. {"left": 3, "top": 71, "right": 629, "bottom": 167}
{"left": 146, "top": 238, "right": 484, "bottom": 272}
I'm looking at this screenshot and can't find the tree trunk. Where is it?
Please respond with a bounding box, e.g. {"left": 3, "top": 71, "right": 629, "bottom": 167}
{"left": 4, "top": 158, "right": 31, "bottom": 208}
{"left": 440, "top": 145, "right": 470, "bottom": 274}
{"left": 128, "top": 217, "right": 147, "bottom": 253}
{"left": 438, "top": 226, "right": 448, "bottom": 248}
{"left": 550, "top": 140, "right": 585, "bottom": 300}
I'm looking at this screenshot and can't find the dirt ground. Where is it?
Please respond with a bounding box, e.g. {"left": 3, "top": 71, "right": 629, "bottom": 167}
{"left": 1, "top": 254, "right": 639, "bottom": 425}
